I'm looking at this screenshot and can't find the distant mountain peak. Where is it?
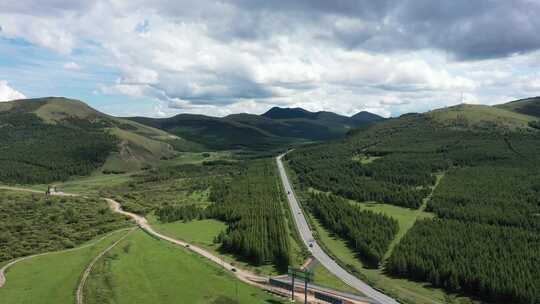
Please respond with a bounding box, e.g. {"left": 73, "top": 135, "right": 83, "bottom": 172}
{"left": 261, "top": 107, "right": 317, "bottom": 120}
{"left": 350, "top": 111, "right": 384, "bottom": 123}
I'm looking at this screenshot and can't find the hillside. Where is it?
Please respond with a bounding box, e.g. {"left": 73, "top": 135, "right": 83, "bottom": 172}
{"left": 285, "top": 98, "right": 540, "bottom": 304}
{"left": 0, "top": 97, "right": 181, "bottom": 184}
{"left": 129, "top": 107, "right": 384, "bottom": 150}
{"left": 496, "top": 96, "right": 540, "bottom": 118}
{"left": 129, "top": 114, "right": 292, "bottom": 151}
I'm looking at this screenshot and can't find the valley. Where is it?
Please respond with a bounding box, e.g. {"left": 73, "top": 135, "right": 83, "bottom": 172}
{"left": 0, "top": 97, "right": 539, "bottom": 304}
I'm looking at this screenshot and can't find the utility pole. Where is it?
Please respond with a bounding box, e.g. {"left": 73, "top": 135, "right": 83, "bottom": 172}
{"left": 304, "top": 279, "right": 308, "bottom": 304}
{"left": 291, "top": 273, "right": 295, "bottom": 301}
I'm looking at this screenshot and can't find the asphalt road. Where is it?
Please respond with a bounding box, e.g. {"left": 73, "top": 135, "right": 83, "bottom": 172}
{"left": 276, "top": 153, "right": 400, "bottom": 304}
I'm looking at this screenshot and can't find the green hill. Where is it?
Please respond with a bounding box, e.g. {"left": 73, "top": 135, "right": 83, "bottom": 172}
{"left": 129, "top": 114, "right": 292, "bottom": 151}
{"left": 285, "top": 98, "right": 540, "bottom": 304}
{"left": 426, "top": 103, "right": 536, "bottom": 131}
{"left": 0, "top": 97, "right": 184, "bottom": 184}
{"left": 496, "top": 96, "right": 540, "bottom": 118}
{"left": 129, "top": 107, "right": 384, "bottom": 150}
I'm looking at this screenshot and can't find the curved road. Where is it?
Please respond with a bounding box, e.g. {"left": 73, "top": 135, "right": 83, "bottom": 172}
{"left": 276, "top": 153, "right": 400, "bottom": 304}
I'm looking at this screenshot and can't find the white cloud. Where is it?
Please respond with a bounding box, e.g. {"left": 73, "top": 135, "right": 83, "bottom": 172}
{"left": 0, "top": 80, "right": 26, "bottom": 102}
{"left": 63, "top": 61, "right": 82, "bottom": 71}
{"left": 63, "top": 61, "right": 81, "bottom": 70}
{"left": 0, "top": 1, "right": 539, "bottom": 117}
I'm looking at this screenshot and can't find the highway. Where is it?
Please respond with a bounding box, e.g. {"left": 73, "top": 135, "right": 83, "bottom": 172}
{"left": 276, "top": 153, "right": 400, "bottom": 304}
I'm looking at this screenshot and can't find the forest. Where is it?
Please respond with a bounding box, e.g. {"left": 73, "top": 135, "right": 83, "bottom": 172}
{"left": 386, "top": 219, "right": 540, "bottom": 304}
{"left": 306, "top": 193, "right": 398, "bottom": 267}
{"left": 0, "top": 112, "right": 117, "bottom": 184}
{"left": 206, "top": 159, "right": 291, "bottom": 268}
{"left": 288, "top": 113, "right": 540, "bottom": 304}
{"left": 286, "top": 141, "right": 440, "bottom": 209}
{"left": 0, "top": 190, "right": 129, "bottom": 262}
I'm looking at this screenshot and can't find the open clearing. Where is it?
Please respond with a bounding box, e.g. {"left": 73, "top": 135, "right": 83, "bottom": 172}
{"left": 311, "top": 264, "right": 360, "bottom": 295}
{"left": 150, "top": 217, "right": 286, "bottom": 276}
{"left": 84, "top": 230, "right": 282, "bottom": 304}
{"left": 353, "top": 201, "right": 435, "bottom": 260}
{"left": 0, "top": 230, "right": 130, "bottom": 304}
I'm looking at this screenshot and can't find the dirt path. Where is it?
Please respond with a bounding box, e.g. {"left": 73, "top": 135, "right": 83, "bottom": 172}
{"left": 0, "top": 228, "right": 132, "bottom": 289}
{"left": 105, "top": 198, "right": 265, "bottom": 284}
{"left": 76, "top": 227, "right": 136, "bottom": 304}
{"left": 0, "top": 186, "right": 368, "bottom": 304}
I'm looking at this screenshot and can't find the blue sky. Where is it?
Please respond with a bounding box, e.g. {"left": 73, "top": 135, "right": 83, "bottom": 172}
{"left": 1, "top": 1, "right": 539, "bottom": 118}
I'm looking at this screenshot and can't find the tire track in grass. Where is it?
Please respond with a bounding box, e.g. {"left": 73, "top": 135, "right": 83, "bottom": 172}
{"left": 76, "top": 227, "right": 136, "bottom": 304}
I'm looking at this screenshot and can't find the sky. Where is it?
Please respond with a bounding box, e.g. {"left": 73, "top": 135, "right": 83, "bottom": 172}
{"left": 1, "top": 0, "right": 540, "bottom": 118}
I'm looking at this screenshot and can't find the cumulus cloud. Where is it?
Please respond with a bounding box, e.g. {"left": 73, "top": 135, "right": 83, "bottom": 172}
{"left": 0, "top": 0, "right": 539, "bottom": 116}
{"left": 0, "top": 80, "right": 26, "bottom": 102}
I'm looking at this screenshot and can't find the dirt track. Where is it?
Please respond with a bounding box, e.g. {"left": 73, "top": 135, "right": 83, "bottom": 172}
{"left": 76, "top": 227, "right": 136, "bottom": 304}
{"left": 0, "top": 228, "right": 132, "bottom": 289}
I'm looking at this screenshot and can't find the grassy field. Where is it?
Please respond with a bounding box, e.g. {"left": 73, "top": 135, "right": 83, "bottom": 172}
{"left": 150, "top": 217, "right": 284, "bottom": 276}
{"left": 427, "top": 104, "right": 535, "bottom": 130}
{"left": 159, "top": 151, "right": 232, "bottom": 166}
{"left": 54, "top": 172, "right": 135, "bottom": 195}
{"left": 311, "top": 264, "right": 359, "bottom": 295}
{"left": 0, "top": 229, "right": 130, "bottom": 304}
{"left": 84, "top": 230, "right": 283, "bottom": 304}
{"left": 353, "top": 201, "right": 434, "bottom": 260}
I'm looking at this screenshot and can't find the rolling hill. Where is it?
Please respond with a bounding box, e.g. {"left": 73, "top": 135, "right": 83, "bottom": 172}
{"left": 0, "top": 97, "right": 184, "bottom": 184}
{"left": 496, "top": 96, "right": 540, "bottom": 118}
{"left": 128, "top": 107, "right": 384, "bottom": 150}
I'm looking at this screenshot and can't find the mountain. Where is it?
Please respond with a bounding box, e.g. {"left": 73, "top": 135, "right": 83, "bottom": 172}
{"left": 261, "top": 107, "right": 317, "bottom": 120}
{"left": 350, "top": 111, "right": 385, "bottom": 123}
{"left": 0, "top": 97, "right": 186, "bottom": 184}
{"left": 130, "top": 114, "right": 291, "bottom": 151}
{"left": 129, "top": 107, "right": 384, "bottom": 151}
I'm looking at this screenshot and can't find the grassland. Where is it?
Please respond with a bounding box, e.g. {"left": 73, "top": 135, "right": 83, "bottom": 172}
{"left": 0, "top": 229, "right": 130, "bottom": 304}
{"left": 427, "top": 104, "right": 536, "bottom": 131}
{"left": 353, "top": 201, "right": 435, "bottom": 260}
{"left": 159, "top": 151, "right": 233, "bottom": 166}
{"left": 53, "top": 172, "right": 136, "bottom": 195}
{"left": 310, "top": 264, "right": 359, "bottom": 295}
{"left": 84, "top": 230, "right": 283, "bottom": 304}
{"left": 149, "top": 216, "right": 299, "bottom": 277}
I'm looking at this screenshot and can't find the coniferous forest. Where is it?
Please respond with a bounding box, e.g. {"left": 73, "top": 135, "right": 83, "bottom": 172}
{"left": 206, "top": 159, "right": 291, "bottom": 268}
{"left": 287, "top": 113, "right": 540, "bottom": 303}
{"left": 306, "top": 193, "right": 398, "bottom": 267}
